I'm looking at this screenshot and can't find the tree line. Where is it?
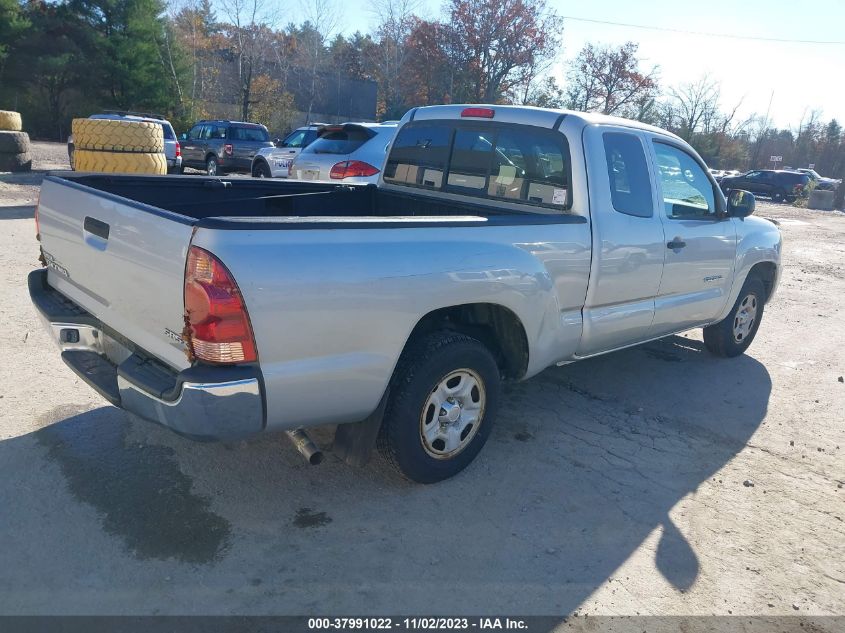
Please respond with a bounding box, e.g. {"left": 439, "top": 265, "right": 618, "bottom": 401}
{"left": 0, "top": 0, "right": 842, "bottom": 178}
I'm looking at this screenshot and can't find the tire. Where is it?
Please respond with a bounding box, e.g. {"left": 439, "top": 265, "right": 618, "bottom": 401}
{"left": 0, "top": 131, "right": 30, "bottom": 154}
{"left": 73, "top": 149, "right": 167, "bottom": 175}
{"left": 703, "top": 276, "right": 765, "bottom": 358}
{"left": 772, "top": 189, "right": 787, "bottom": 203}
{"left": 71, "top": 118, "right": 164, "bottom": 153}
{"left": 168, "top": 164, "right": 184, "bottom": 175}
{"left": 252, "top": 160, "right": 271, "bottom": 178}
{"left": 0, "top": 151, "right": 32, "bottom": 172}
{"left": 206, "top": 155, "right": 218, "bottom": 176}
{"left": 377, "top": 331, "right": 501, "bottom": 483}
{"left": 0, "top": 110, "right": 22, "bottom": 131}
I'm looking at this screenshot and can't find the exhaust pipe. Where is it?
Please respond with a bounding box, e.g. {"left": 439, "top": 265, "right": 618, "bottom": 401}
{"left": 286, "top": 429, "right": 324, "bottom": 465}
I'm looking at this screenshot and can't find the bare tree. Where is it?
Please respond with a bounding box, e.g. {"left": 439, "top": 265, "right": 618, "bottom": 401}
{"left": 218, "top": 0, "right": 278, "bottom": 120}
{"left": 565, "top": 42, "right": 658, "bottom": 118}
{"left": 370, "top": 0, "right": 419, "bottom": 117}
{"left": 666, "top": 75, "right": 721, "bottom": 141}
{"left": 298, "top": 0, "right": 341, "bottom": 122}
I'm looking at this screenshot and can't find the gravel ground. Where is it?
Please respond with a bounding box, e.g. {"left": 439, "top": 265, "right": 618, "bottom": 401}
{"left": 0, "top": 154, "right": 843, "bottom": 623}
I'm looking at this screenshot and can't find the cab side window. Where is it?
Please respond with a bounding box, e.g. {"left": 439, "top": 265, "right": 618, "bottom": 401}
{"left": 653, "top": 142, "right": 716, "bottom": 219}
{"left": 188, "top": 125, "right": 203, "bottom": 140}
{"left": 602, "top": 132, "right": 653, "bottom": 218}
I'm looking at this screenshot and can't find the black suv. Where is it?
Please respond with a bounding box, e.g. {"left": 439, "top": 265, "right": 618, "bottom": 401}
{"left": 179, "top": 120, "right": 274, "bottom": 175}
{"left": 720, "top": 169, "right": 811, "bottom": 203}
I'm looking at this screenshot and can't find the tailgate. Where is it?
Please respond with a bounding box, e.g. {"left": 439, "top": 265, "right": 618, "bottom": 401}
{"left": 37, "top": 176, "right": 194, "bottom": 370}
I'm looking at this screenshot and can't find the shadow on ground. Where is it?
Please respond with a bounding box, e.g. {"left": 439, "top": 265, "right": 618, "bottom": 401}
{"left": 0, "top": 335, "right": 771, "bottom": 614}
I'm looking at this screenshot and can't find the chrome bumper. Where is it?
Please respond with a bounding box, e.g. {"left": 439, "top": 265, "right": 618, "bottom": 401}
{"left": 29, "top": 269, "right": 265, "bottom": 441}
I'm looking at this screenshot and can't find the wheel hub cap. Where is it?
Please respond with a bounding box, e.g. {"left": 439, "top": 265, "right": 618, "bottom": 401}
{"left": 420, "top": 369, "right": 486, "bottom": 459}
{"left": 732, "top": 293, "right": 758, "bottom": 343}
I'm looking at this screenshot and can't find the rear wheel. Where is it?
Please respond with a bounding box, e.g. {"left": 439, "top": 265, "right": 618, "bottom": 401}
{"left": 703, "top": 276, "right": 765, "bottom": 357}
{"left": 206, "top": 155, "right": 218, "bottom": 176}
{"left": 378, "top": 332, "right": 500, "bottom": 483}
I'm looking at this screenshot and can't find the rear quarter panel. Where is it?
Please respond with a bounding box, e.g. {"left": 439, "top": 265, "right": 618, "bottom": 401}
{"left": 191, "top": 221, "right": 591, "bottom": 431}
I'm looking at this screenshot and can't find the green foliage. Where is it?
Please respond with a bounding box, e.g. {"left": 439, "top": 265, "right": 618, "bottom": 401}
{"left": 0, "top": 0, "right": 186, "bottom": 138}
{"left": 0, "top": 0, "right": 29, "bottom": 69}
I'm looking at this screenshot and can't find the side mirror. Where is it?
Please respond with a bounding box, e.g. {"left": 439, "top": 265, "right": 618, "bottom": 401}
{"left": 179, "top": 132, "right": 188, "bottom": 141}
{"left": 727, "top": 189, "right": 755, "bottom": 218}
{"left": 273, "top": 137, "right": 283, "bottom": 147}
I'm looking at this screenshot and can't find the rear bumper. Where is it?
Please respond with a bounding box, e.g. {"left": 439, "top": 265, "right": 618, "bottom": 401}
{"left": 28, "top": 269, "right": 265, "bottom": 441}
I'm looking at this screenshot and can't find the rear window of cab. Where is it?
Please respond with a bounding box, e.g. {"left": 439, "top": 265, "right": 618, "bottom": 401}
{"left": 383, "top": 121, "right": 572, "bottom": 213}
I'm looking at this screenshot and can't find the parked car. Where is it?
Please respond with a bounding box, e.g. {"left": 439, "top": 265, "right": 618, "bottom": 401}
{"left": 30, "top": 104, "right": 781, "bottom": 483}
{"left": 289, "top": 122, "right": 398, "bottom": 183}
{"left": 179, "top": 120, "right": 274, "bottom": 175}
{"left": 709, "top": 168, "right": 726, "bottom": 181}
{"left": 720, "top": 169, "right": 810, "bottom": 202}
{"left": 250, "top": 124, "right": 325, "bottom": 178}
{"left": 68, "top": 112, "right": 182, "bottom": 174}
{"left": 794, "top": 168, "right": 840, "bottom": 191}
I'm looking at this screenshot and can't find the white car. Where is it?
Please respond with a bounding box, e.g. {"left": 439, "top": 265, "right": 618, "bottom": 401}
{"left": 289, "top": 122, "right": 398, "bottom": 184}
{"left": 250, "top": 124, "right": 324, "bottom": 178}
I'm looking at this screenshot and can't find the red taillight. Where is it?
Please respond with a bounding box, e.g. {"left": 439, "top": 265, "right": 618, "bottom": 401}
{"left": 184, "top": 246, "right": 257, "bottom": 364}
{"left": 223, "top": 143, "right": 233, "bottom": 156}
{"left": 35, "top": 190, "right": 41, "bottom": 241}
{"left": 461, "top": 107, "right": 495, "bottom": 118}
{"left": 175, "top": 141, "right": 181, "bottom": 157}
{"left": 329, "top": 160, "right": 380, "bottom": 179}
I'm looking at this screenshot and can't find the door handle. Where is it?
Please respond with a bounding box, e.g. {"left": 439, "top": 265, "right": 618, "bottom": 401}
{"left": 667, "top": 238, "right": 686, "bottom": 250}
{"left": 84, "top": 216, "right": 110, "bottom": 240}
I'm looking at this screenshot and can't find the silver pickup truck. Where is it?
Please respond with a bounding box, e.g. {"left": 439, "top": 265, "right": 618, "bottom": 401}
{"left": 30, "top": 105, "right": 781, "bottom": 483}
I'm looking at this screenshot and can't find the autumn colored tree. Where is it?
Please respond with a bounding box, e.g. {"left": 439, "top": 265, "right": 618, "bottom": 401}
{"left": 446, "top": 0, "right": 561, "bottom": 103}
{"left": 565, "top": 42, "right": 657, "bottom": 118}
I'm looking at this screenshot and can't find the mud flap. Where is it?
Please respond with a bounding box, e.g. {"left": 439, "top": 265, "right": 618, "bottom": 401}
{"left": 332, "top": 390, "right": 389, "bottom": 467}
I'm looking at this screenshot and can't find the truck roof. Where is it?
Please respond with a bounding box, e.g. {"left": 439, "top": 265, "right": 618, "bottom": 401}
{"left": 405, "top": 104, "right": 682, "bottom": 141}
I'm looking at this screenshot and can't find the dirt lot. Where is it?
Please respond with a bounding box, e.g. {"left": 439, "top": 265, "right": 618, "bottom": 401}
{"left": 0, "top": 142, "right": 843, "bottom": 621}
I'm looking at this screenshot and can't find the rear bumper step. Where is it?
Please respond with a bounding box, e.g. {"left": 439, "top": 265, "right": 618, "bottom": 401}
{"left": 29, "top": 269, "right": 265, "bottom": 441}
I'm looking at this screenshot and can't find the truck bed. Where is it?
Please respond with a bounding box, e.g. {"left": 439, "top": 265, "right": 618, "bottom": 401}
{"left": 58, "top": 173, "right": 578, "bottom": 225}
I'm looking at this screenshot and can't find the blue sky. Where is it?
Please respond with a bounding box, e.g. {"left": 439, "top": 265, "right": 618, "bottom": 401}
{"left": 288, "top": 0, "right": 845, "bottom": 128}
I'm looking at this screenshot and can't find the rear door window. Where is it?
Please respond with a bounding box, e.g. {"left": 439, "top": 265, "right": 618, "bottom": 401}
{"left": 383, "top": 124, "right": 452, "bottom": 189}
{"left": 307, "top": 127, "right": 374, "bottom": 155}
{"left": 602, "top": 132, "right": 653, "bottom": 218}
{"left": 232, "top": 126, "right": 268, "bottom": 141}
{"left": 188, "top": 125, "right": 203, "bottom": 140}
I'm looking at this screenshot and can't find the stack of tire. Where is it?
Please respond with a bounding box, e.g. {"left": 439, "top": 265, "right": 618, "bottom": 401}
{"left": 71, "top": 118, "right": 166, "bottom": 175}
{"left": 0, "top": 110, "right": 32, "bottom": 173}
